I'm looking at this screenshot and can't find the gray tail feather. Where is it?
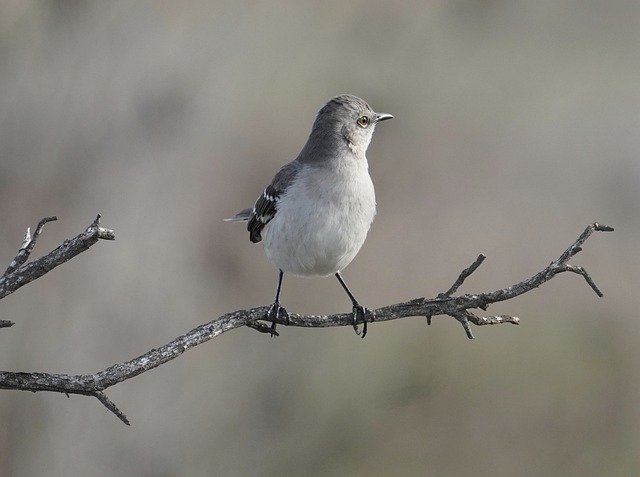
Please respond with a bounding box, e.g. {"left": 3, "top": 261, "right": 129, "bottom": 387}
{"left": 224, "top": 208, "right": 252, "bottom": 222}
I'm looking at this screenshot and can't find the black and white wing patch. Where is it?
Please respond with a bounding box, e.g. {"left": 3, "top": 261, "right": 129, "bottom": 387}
{"left": 247, "top": 160, "right": 300, "bottom": 243}
{"left": 248, "top": 184, "right": 280, "bottom": 243}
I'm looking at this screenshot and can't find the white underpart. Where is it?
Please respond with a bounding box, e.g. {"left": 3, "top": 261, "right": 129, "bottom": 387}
{"left": 261, "top": 155, "right": 376, "bottom": 278}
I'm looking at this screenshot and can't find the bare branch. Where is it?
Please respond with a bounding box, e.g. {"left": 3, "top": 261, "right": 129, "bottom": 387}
{"left": 0, "top": 223, "right": 612, "bottom": 424}
{"left": 0, "top": 215, "right": 115, "bottom": 300}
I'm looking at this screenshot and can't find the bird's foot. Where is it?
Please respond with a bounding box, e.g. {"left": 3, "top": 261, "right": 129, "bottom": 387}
{"left": 352, "top": 304, "right": 373, "bottom": 339}
{"left": 266, "top": 302, "right": 289, "bottom": 338}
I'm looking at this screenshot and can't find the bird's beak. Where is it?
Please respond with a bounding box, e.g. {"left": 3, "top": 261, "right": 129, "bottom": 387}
{"left": 375, "top": 112, "right": 394, "bottom": 123}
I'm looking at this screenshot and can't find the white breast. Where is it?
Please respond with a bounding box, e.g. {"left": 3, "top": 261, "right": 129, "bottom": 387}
{"left": 261, "top": 159, "right": 376, "bottom": 277}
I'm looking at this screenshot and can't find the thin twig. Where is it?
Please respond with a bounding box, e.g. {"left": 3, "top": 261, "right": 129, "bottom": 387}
{"left": 440, "top": 254, "right": 486, "bottom": 297}
{"left": 93, "top": 391, "right": 130, "bottom": 425}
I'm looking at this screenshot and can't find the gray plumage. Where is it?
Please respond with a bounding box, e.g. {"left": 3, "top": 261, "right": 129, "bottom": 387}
{"left": 226, "top": 94, "right": 392, "bottom": 337}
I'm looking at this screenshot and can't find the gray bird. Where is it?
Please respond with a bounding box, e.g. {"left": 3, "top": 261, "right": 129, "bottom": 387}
{"left": 226, "top": 94, "right": 393, "bottom": 337}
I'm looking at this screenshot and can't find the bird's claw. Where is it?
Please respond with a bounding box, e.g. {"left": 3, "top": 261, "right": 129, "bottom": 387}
{"left": 266, "top": 302, "right": 289, "bottom": 338}
{"left": 352, "top": 305, "right": 372, "bottom": 339}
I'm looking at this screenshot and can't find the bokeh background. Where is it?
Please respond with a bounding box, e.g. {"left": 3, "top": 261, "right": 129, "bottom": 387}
{"left": 1, "top": 1, "right": 638, "bottom": 476}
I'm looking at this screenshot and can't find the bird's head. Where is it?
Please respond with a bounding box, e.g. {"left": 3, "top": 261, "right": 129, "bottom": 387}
{"left": 304, "top": 94, "right": 393, "bottom": 161}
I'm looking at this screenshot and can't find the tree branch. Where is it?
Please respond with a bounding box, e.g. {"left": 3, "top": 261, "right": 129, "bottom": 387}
{"left": 0, "top": 215, "right": 115, "bottom": 300}
{"left": 0, "top": 222, "right": 613, "bottom": 425}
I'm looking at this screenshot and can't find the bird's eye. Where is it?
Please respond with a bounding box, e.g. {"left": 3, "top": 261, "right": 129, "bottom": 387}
{"left": 357, "top": 116, "right": 369, "bottom": 127}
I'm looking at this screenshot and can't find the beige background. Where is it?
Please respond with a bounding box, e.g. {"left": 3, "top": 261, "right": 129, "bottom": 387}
{"left": 0, "top": 1, "right": 638, "bottom": 476}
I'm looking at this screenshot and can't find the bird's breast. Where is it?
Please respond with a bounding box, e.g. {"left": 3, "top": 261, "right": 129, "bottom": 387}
{"left": 261, "top": 161, "right": 376, "bottom": 277}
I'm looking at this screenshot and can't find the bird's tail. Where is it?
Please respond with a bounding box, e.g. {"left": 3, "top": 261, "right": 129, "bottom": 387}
{"left": 224, "top": 208, "right": 252, "bottom": 222}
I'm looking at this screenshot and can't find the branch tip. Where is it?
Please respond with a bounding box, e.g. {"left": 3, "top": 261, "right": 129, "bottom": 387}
{"left": 593, "top": 223, "right": 614, "bottom": 232}
{"left": 478, "top": 315, "right": 520, "bottom": 326}
{"left": 564, "top": 265, "right": 604, "bottom": 297}
{"left": 97, "top": 228, "right": 116, "bottom": 241}
{"left": 94, "top": 391, "right": 130, "bottom": 425}
{"left": 87, "top": 215, "right": 115, "bottom": 240}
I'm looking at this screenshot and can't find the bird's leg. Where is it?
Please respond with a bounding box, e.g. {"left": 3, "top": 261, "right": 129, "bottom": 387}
{"left": 266, "top": 269, "right": 289, "bottom": 337}
{"left": 335, "top": 272, "right": 371, "bottom": 338}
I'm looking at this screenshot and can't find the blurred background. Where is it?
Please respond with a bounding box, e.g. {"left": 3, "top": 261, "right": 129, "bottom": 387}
{"left": 0, "top": 1, "right": 638, "bottom": 476}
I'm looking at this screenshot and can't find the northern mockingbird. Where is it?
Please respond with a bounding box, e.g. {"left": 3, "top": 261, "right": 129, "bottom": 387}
{"left": 226, "top": 94, "right": 393, "bottom": 337}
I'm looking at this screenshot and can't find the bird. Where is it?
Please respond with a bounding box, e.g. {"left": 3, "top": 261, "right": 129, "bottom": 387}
{"left": 226, "top": 94, "right": 393, "bottom": 338}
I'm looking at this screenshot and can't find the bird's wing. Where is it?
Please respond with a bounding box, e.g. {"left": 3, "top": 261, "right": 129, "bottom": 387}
{"left": 247, "top": 160, "right": 301, "bottom": 243}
